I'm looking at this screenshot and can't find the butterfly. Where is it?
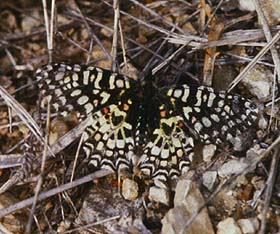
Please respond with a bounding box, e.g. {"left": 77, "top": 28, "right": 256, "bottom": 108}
{"left": 36, "top": 63, "right": 258, "bottom": 182}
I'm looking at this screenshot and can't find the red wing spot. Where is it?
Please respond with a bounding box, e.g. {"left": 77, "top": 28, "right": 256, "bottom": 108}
{"left": 103, "top": 107, "right": 109, "bottom": 114}
{"left": 138, "top": 90, "right": 143, "bottom": 97}
{"left": 123, "top": 103, "right": 130, "bottom": 111}
{"left": 178, "top": 122, "right": 185, "bottom": 128}
{"left": 111, "top": 179, "right": 122, "bottom": 187}
{"left": 160, "top": 110, "right": 166, "bottom": 117}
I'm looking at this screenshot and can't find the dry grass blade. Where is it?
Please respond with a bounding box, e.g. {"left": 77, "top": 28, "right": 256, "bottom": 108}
{"left": 66, "top": 11, "right": 169, "bottom": 64}
{"left": 1, "top": 1, "right": 279, "bottom": 232}
{"left": 0, "top": 169, "right": 112, "bottom": 218}
{"left": 63, "top": 215, "right": 120, "bottom": 233}
{"left": 0, "top": 117, "right": 91, "bottom": 194}
{"left": 67, "top": 0, "right": 111, "bottom": 63}
{"left": 254, "top": 0, "right": 280, "bottom": 82}
{"left": 228, "top": 30, "right": 280, "bottom": 92}
{"left": 168, "top": 26, "right": 280, "bottom": 48}
{"left": 102, "top": 0, "right": 185, "bottom": 40}
{"left": 70, "top": 132, "right": 85, "bottom": 182}
{"left": 41, "top": 0, "right": 56, "bottom": 62}
{"left": 0, "top": 86, "right": 44, "bottom": 146}
{"left": 0, "top": 154, "right": 23, "bottom": 169}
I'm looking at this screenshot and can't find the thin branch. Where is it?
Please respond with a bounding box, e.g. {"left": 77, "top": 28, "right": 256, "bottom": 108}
{"left": 25, "top": 98, "right": 51, "bottom": 233}
{"left": 111, "top": 0, "right": 120, "bottom": 72}
{"left": 259, "top": 147, "right": 280, "bottom": 234}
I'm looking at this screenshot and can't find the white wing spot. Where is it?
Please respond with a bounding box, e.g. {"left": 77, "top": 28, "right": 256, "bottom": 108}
{"left": 85, "top": 103, "right": 94, "bottom": 113}
{"left": 55, "top": 72, "right": 65, "bottom": 81}
{"left": 63, "top": 76, "right": 71, "bottom": 84}
{"left": 202, "top": 117, "right": 212, "bottom": 127}
{"left": 77, "top": 95, "right": 89, "bottom": 105}
{"left": 211, "top": 114, "right": 220, "bottom": 122}
{"left": 207, "top": 93, "right": 216, "bottom": 107}
{"left": 182, "top": 88, "right": 190, "bottom": 102}
{"left": 183, "top": 107, "right": 192, "bottom": 119}
{"left": 195, "top": 90, "right": 202, "bottom": 106}
{"left": 194, "top": 122, "right": 203, "bottom": 132}
{"left": 100, "top": 92, "right": 110, "bottom": 105}
{"left": 83, "top": 71, "right": 90, "bottom": 85}
{"left": 218, "top": 100, "right": 224, "bottom": 108}
{"left": 70, "top": 89, "right": 82, "bottom": 97}
{"left": 174, "top": 89, "right": 182, "bottom": 98}
{"left": 116, "top": 79, "right": 124, "bottom": 88}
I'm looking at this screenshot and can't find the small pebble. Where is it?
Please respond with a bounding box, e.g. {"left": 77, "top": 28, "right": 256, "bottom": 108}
{"left": 241, "top": 65, "right": 274, "bottom": 102}
{"left": 237, "top": 218, "right": 259, "bottom": 234}
{"left": 217, "top": 217, "right": 242, "bottom": 234}
{"left": 218, "top": 160, "right": 248, "bottom": 177}
{"left": 162, "top": 179, "right": 214, "bottom": 234}
{"left": 122, "top": 178, "right": 138, "bottom": 201}
{"left": 202, "top": 144, "right": 217, "bottom": 162}
{"left": 238, "top": 0, "right": 255, "bottom": 11}
{"left": 149, "top": 186, "right": 170, "bottom": 206}
{"left": 202, "top": 171, "right": 217, "bottom": 191}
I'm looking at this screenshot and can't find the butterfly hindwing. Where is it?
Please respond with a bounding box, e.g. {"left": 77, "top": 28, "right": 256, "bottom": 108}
{"left": 83, "top": 103, "right": 136, "bottom": 172}
{"left": 138, "top": 105, "right": 195, "bottom": 181}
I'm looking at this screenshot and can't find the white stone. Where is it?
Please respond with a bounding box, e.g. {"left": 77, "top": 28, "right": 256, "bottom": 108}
{"left": 241, "top": 65, "right": 275, "bottom": 102}
{"left": 122, "top": 178, "right": 138, "bottom": 201}
{"left": 238, "top": 0, "right": 255, "bottom": 12}
{"left": 258, "top": 117, "right": 268, "bottom": 129}
{"left": 149, "top": 186, "right": 170, "bottom": 206}
{"left": 218, "top": 160, "right": 248, "bottom": 177}
{"left": 217, "top": 217, "right": 242, "bottom": 234}
{"left": 202, "top": 144, "right": 217, "bottom": 162}
{"left": 203, "top": 171, "right": 217, "bottom": 191}
{"left": 237, "top": 218, "right": 259, "bottom": 234}
{"left": 162, "top": 178, "right": 214, "bottom": 234}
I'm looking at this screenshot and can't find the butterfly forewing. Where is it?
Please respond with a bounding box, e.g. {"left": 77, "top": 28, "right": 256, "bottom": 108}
{"left": 37, "top": 63, "right": 138, "bottom": 172}
{"left": 166, "top": 85, "right": 258, "bottom": 144}
{"left": 36, "top": 63, "right": 136, "bottom": 120}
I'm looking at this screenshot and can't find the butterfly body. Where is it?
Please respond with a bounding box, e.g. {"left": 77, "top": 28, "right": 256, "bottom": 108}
{"left": 37, "top": 63, "right": 258, "bottom": 181}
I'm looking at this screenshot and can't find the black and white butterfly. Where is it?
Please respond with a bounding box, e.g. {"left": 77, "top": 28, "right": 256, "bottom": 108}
{"left": 36, "top": 63, "right": 258, "bottom": 181}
